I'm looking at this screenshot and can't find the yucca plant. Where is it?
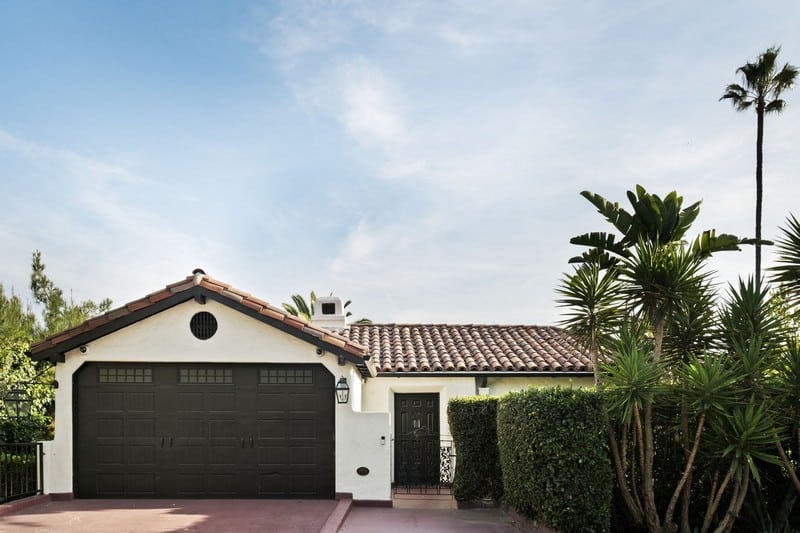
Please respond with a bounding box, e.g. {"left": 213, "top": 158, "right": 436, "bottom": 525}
{"left": 702, "top": 403, "right": 782, "bottom": 533}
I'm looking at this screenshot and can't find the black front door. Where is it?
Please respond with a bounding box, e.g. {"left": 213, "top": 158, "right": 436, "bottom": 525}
{"left": 394, "top": 393, "right": 439, "bottom": 485}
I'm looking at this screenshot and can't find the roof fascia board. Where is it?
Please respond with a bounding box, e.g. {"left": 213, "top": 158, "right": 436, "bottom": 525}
{"left": 30, "top": 291, "right": 196, "bottom": 362}
{"left": 201, "top": 291, "right": 371, "bottom": 378}
{"left": 375, "top": 371, "right": 594, "bottom": 377}
{"left": 31, "top": 286, "right": 371, "bottom": 378}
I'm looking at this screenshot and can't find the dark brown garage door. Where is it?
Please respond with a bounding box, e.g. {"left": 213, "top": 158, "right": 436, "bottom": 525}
{"left": 75, "top": 363, "right": 334, "bottom": 498}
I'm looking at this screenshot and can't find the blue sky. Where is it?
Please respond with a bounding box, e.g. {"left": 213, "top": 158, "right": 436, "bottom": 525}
{"left": 1, "top": 1, "right": 799, "bottom": 326}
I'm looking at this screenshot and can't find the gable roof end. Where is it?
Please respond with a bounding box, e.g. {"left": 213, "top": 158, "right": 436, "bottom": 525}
{"left": 28, "top": 271, "right": 373, "bottom": 378}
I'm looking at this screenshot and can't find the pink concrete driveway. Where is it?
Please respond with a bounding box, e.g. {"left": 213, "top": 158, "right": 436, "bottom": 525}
{"left": 0, "top": 498, "right": 338, "bottom": 533}
{"left": 339, "top": 507, "right": 523, "bottom": 532}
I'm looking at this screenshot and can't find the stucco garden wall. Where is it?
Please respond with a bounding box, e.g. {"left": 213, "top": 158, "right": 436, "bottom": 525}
{"left": 43, "top": 299, "right": 391, "bottom": 501}
{"left": 485, "top": 375, "right": 594, "bottom": 397}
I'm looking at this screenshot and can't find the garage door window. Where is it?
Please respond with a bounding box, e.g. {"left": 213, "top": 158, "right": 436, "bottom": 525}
{"left": 98, "top": 367, "right": 153, "bottom": 383}
{"left": 260, "top": 367, "right": 313, "bottom": 384}
{"left": 178, "top": 367, "right": 233, "bottom": 384}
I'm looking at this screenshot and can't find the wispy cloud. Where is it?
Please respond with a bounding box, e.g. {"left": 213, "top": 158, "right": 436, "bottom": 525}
{"left": 338, "top": 58, "right": 408, "bottom": 147}
{"left": 0, "top": 129, "right": 214, "bottom": 307}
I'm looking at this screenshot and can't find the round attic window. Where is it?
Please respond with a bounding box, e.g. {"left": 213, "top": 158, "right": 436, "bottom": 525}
{"left": 190, "top": 311, "right": 218, "bottom": 340}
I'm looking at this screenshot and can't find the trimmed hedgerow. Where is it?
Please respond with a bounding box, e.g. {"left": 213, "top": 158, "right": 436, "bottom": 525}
{"left": 497, "top": 387, "right": 612, "bottom": 533}
{"left": 447, "top": 396, "right": 503, "bottom": 502}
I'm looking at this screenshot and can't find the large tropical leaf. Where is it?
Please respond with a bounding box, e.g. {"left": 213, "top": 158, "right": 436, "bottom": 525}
{"left": 579, "top": 190, "right": 634, "bottom": 239}
{"left": 770, "top": 214, "right": 800, "bottom": 308}
{"left": 569, "top": 232, "right": 632, "bottom": 260}
{"left": 690, "top": 230, "right": 743, "bottom": 257}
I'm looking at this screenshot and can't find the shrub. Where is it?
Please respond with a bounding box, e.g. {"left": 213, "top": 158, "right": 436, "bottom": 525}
{"left": 0, "top": 414, "right": 51, "bottom": 443}
{"left": 497, "top": 387, "right": 612, "bottom": 533}
{"left": 448, "top": 396, "right": 503, "bottom": 502}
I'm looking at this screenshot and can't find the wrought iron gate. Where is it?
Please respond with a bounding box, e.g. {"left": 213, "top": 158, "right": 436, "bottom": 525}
{"left": 393, "top": 435, "right": 455, "bottom": 495}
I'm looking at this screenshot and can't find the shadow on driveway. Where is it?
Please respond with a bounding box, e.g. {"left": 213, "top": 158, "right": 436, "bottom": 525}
{"left": 0, "top": 499, "right": 337, "bottom": 532}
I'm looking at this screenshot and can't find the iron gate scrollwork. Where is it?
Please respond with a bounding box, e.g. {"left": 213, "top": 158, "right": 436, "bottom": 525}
{"left": 394, "top": 435, "right": 455, "bottom": 495}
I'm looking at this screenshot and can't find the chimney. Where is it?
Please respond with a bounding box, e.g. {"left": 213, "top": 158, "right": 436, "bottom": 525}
{"left": 312, "top": 296, "right": 346, "bottom": 331}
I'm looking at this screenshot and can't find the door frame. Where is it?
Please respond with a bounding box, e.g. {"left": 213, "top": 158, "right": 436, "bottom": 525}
{"left": 392, "top": 392, "right": 440, "bottom": 486}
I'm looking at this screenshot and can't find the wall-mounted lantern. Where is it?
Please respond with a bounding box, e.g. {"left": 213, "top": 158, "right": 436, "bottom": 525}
{"left": 335, "top": 377, "right": 350, "bottom": 404}
{"left": 2, "top": 387, "right": 33, "bottom": 419}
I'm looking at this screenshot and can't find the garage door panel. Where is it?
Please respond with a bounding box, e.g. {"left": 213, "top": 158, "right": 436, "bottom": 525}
{"left": 207, "top": 392, "right": 236, "bottom": 411}
{"left": 208, "top": 444, "right": 238, "bottom": 466}
{"left": 96, "top": 473, "right": 125, "bottom": 495}
{"left": 97, "top": 392, "right": 124, "bottom": 411}
{"left": 126, "top": 392, "right": 155, "bottom": 410}
{"left": 176, "top": 473, "right": 204, "bottom": 495}
{"left": 176, "top": 391, "right": 205, "bottom": 411}
{"left": 258, "top": 446, "right": 287, "bottom": 466}
{"left": 127, "top": 418, "right": 155, "bottom": 437}
{"left": 96, "top": 418, "right": 124, "bottom": 437}
{"left": 126, "top": 473, "right": 156, "bottom": 494}
{"left": 208, "top": 418, "right": 236, "bottom": 437}
{"left": 257, "top": 419, "right": 286, "bottom": 438}
{"left": 290, "top": 419, "right": 316, "bottom": 439}
{"left": 290, "top": 446, "right": 316, "bottom": 465}
{"left": 177, "top": 445, "right": 204, "bottom": 466}
{"left": 127, "top": 444, "right": 156, "bottom": 466}
{"left": 77, "top": 363, "right": 334, "bottom": 498}
{"left": 97, "top": 445, "right": 124, "bottom": 465}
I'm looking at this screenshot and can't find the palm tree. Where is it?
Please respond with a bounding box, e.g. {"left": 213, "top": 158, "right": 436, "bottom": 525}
{"left": 282, "top": 292, "right": 317, "bottom": 321}
{"left": 721, "top": 46, "right": 798, "bottom": 282}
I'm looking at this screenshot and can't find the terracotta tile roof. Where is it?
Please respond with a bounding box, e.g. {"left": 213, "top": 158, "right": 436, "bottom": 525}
{"left": 346, "top": 324, "right": 592, "bottom": 374}
{"left": 28, "top": 271, "right": 370, "bottom": 374}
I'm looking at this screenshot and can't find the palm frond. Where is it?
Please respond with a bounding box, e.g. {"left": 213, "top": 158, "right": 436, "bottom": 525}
{"left": 770, "top": 214, "right": 800, "bottom": 308}
{"left": 569, "top": 232, "right": 632, "bottom": 259}
{"left": 579, "top": 190, "right": 634, "bottom": 238}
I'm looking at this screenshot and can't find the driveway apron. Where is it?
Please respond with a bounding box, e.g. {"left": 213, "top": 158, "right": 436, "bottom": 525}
{"left": 0, "top": 499, "right": 337, "bottom": 533}
{"left": 339, "top": 507, "right": 522, "bottom": 532}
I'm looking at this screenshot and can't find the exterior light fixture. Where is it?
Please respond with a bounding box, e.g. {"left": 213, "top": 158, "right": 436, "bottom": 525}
{"left": 2, "top": 388, "right": 33, "bottom": 419}
{"left": 335, "top": 377, "right": 350, "bottom": 404}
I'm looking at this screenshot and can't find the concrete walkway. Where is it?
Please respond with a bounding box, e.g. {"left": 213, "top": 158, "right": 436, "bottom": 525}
{"left": 339, "top": 506, "right": 522, "bottom": 532}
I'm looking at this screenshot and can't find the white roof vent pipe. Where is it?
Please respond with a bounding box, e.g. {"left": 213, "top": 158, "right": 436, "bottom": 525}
{"left": 312, "top": 296, "right": 347, "bottom": 331}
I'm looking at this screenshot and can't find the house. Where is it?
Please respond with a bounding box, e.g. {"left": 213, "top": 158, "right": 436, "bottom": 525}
{"left": 28, "top": 270, "right": 593, "bottom": 504}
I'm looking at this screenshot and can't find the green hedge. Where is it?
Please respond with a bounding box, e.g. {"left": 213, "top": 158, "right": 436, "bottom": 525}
{"left": 497, "top": 387, "right": 612, "bottom": 533}
{"left": 447, "top": 396, "right": 503, "bottom": 502}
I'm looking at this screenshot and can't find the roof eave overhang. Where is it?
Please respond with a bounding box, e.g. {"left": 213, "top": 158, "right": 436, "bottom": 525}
{"left": 29, "top": 286, "right": 372, "bottom": 379}
{"left": 375, "top": 370, "right": 594, "bottom": 377}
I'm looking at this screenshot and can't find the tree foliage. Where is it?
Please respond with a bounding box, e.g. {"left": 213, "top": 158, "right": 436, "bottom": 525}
{"left": 30, "top": 250, "right": 112, "bottom": 337}
{"left": 559, "top": 186, "right": 800, "bottom": 532}
{"left": 1, "top": 251, "right": 112, "bottom": 442}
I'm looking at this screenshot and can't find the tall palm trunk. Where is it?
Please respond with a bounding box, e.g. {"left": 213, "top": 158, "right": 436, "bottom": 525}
{"left": 755, "top": 104, "right": 764, "bottom": 282}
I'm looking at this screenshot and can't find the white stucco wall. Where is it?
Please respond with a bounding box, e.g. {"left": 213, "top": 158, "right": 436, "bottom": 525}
{"left": 43, "top": 299, "right": 391, "bottom": 501}
{"left": 484, "top": 375, "right": 594, "bottom": 397}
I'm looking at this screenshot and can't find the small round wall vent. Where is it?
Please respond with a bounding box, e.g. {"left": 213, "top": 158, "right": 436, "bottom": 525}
{"left": 190, "top": 311, "right": 218, "bottom": 340}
